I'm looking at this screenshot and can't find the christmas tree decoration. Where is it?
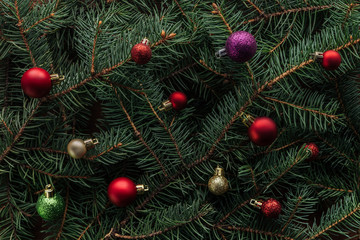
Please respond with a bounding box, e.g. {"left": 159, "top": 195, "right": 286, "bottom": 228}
{"left": 21, "top": 68, "right": 64, "bottom": 98}
{"left": 305, "top": 142, "right": 319, "bottom": 160}
{"left": 248, "top": 117, "right": 278, "bottom": 146}
{"left": 208, "top": 166, "right": 229, "bottom": 195}
{"left": 67, "top": 138, "right": 99, "bottom": 159}
{"left": 36, "top": 184, "right": 65, "bottom": 221}
{"left": 311, "top": 50, "right": 341, "bottom": 70}
{"left": 215, "top": 31, "right": 257, "bottom": 63}
{"left": 131, "top": 38, "right": 152, "bottom": 65}
{"left": 158, "top": 91, "right": 187, "bottom": 111}
{"left": 108, "top": 177, "right": 149, "bottom": 207}
{"left": 250, "top": 198, "right": 282, "bottom": 218}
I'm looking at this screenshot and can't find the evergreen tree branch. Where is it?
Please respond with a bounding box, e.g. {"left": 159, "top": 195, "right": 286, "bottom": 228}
{"left": 85, "top": 142, "right": 123, "bottom": 161}
{"left": 110, "top": 212, "right": 206, "bottom": 239}
{"left": 91, "top": 21, "right": 102, "bottom": 75}
{"left": 0, "top": 100, "right": 42, "bottom": 163}
{"left": 305, "top": 205, "right": 360, "bottom": 240}
{"left": 314, "top": 131, "right": 356, "bottom": 164}
{"left": 217, "top": 225, "right": 294, "bottom": 240}
{"left": 240, "top": 5, "right": 332, "bottom": 25}
{"left": 262, "top": 96, "right": 339, "bottom": 119}
{"left": 249, "top": 166, "right": 259, "bottom": 191}
{"left": 245, "top": 0, "right": 264, "bottom": 15}
{"left": 310, "top": 182, "right": 353, "bottom": 193}
{"left": 281, "top": 196, "right": 302, "bottom": 233}
{"left": 199, "top": 59, "right": 229, "bottom": 78}
{"left": 23, "top": 13, "right": 55, "bottom": 32}
{"left": 77, "top": 202, "right": 111, "bottom": 240}
{"left": 211, "top": 3, "right": 232, "bottom": 34}
{"left": 160, "top": 62, "right": 197, "bottom": 82}
{"left": 173, "top": 0, "right": 196, "bottom": 30}
{"left": 26, "top": 147, "right": 67, "bottom": 155}
{"left": 1, "top": 119, "right": 13, "bottom": 135}
{"left": 101, "top": 77, "right": 144, "bottom": 95}
{"left": 140, "top": 86, "right": 185, "bottom": 166}
{"left": 14, "top": 0, "right": 36, "bottom": 67}
{"left": 20, "top": 164, "right": 91, "bottom": 179}
{"left": 56, "top": 185, "right": 69, "bottom": 240}
{"left": 6, "top": 179, "right": 18, "bottom": 240}
{"left": 341, "top": 3, "right": 358, "bottom": 29}
{"left": 333, "top": 78, "right": 360, "bottom": 138}
{"left": 269, "top": 25, "right": 292, "bottom": 53}
{"left": 111, "top": 85, "right": 168, "bottom": 177}
{"left": 253, "top": 138, "right": 304, "bottom": 157}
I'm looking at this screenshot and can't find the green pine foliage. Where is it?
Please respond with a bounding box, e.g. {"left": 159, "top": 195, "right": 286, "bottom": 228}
{"left": 1, "top": 0, "right": 360, "bottom": 239}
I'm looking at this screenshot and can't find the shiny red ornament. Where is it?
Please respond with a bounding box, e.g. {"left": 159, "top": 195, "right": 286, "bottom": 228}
{"left": 322, "top": 50, "right": 341, "bottom": 70}
{"left": 169, "top": 92, "right": 187, "bottom": 111}
{"left": 131, "top": 39, "right": 152, "bottom": 65}
{"left": 21, "top": 68, "right": 52, "bottom": 98}
{"left": 261, "top": 198, "right": 282, "bottom": 218}
{"left": 305, "top": 142, "right": 319, "bottom": 160}
{"left": 108, "top": 177, "right": 137, "bottom": 207}
{"left": 248, "top": 117, "right": 277, "bottom": 146}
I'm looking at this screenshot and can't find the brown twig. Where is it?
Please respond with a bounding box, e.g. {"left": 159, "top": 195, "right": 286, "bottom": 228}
{"left": 111, "top": 85, "right": 168, "bottom": 177}
{"left": 240, "top": 5, "right": 332, "bottom": 25}
{"left": 56, "top": 185, "right": 69, "bottom": 240}
{"left": 91, "top": 21, "right": 102, "bottom": 74}
{"left": 246, "top": 0, "right": 264, "bottom": 14}
{"left": 281, "top": 196, "right": 302, "bottom": 233}
{"left": 212, "top": 3, "right": 232, "bottom": 34}
{"left": 218, "top": 225, "right": 294, "bottom": 240}
{"left": 263, "top": 96, "right": 339, "bottom": 119}
{"left": 84, "top": 143, "right": 123, "bottom": 160}
{"left": 0, "top": 101, "right": 42, "bottom": 163}
{"left": 306, "top": 205, "right": 360, "bottom": 240}
{"left": 173, "top": 0, "right": 196, "bottom": 30}
{"left": 14, "top": 0, "right": 36, "bottom": 67}
{"left": 199, "top": 59, "right": 229, "bottom": 78}
{"left": 1, "top": 119, "right": 13, "bottom": 135}
{"left": 111, "top": 212, "right": 206, "bottom": 239}
{"left": 151, "top": 33, "right": 176, "bottom": 47}
{"left": 21, "top": 164, "right": 90, "bottom": 179}
{"left": 311, "top": 183, "right": 353, "bottom": 193}
{"left": 24, "top": 13, "right": 55, "bottom": 32}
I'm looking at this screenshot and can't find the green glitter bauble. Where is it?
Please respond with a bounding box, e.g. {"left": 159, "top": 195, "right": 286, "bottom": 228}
{"left": 36, "top": 193, "right": 65, "bottom": 221}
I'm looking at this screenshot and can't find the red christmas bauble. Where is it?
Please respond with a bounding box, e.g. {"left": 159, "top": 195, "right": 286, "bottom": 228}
{"left": 169, "top": 92, "right": 187, "bottom": 111}
{"left": 305, "top": 142, "right": 319, "bottom": 160}
{"left": 322, "top": 50, "right": 341, "bottom": 70}
{"left": 108, "top": 177, "right": 137, "bottom": 207}
{"left": 131, "top": 42, "right": 152, "bottom": 65}
{"left": 248, "top": 117, "right": 277, "bottom": 146}
{"left": 21, "top": 68, "right": 52, "bottom": 98}
{"left": 261, "top": 198, "right": 282, "bottom": 218}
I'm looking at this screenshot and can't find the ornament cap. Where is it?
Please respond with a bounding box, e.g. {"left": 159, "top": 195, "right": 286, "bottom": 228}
{"left": 158, "top": 100, "right": 173, "bottom": 111}
{"left": 250, "top": 199, "right": 262, "bottom": 209}
{"left": 215, "top": 48, "right": 227, "bottom": 58}
{"left": 141, "top": 38, "right": 150, "bottom": 45}
{"left": 84, "top": 138, "right": 99, "bottom": 149}
{"left": 44, "top": 184, "right": 54, "bottom": 198}
{"left": 310, "top": 52, "right": 324, "bottom": 60}
{"left": 214, "top": 166, "right": 225, "bottom": 177}
{"left": 241, "top": 113, "right": 254, "bottom": 127}
{"left": 50, "top": 74, "right": 65, "bottom": 85}
{"left": 136, "top": 184, "right": 149, "bottom": 194}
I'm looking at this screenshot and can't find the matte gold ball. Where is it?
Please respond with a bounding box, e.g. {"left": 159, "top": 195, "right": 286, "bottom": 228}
{"left": 208, "top": 175, "right": 229, "bottom": 195}
{"left": 67, "top": 139, "right": 87, "bottom": 159}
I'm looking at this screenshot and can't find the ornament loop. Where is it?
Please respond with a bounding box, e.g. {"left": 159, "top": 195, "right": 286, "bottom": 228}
{"left": 158, "top": 100, "right": 172, "bottom": 111}
{"left": 214, "top": 166, "right": 225, "bottom": 177}
{"left": 84, "top": 138, "right": 99, "bottom": 149}
{"left": 141, "top": 38, "right": 150, "bottom": 45}
{"left": 250, "top": 199, "right": 262, "bottom": 209}
{"left": 44, "top": 184, "right": 54, "bottom": 198}
{"left": 215, "top": 48, "right": 227, "bottom": 59}
{"left": 50, "top": 74, "right": 65, "bottom": 85}
{"left": 136, "top": 184, "right": 149, "bottom": 194}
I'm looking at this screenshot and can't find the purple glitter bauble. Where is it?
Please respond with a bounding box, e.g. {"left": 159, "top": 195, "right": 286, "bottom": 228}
{"left": 225, "top": 31, "right": 257, "bottom": 63}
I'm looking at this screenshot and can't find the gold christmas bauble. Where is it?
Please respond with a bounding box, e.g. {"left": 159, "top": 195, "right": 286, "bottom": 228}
{"left": 67, "top": 139, "right": 87, "bottom": 159}
{"left": 208, "top": 167, "right": 229, "bottom": 195}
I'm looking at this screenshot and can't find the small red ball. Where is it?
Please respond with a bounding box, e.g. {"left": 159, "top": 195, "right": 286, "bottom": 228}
{"left": 261, "top": 198, "right": 282, "bottom": 218}
{"left": 305, "top": 142, "right": 319, "bottom": 160}
{"left": 108, "top": 177, "right": 137, "bottom": 207}
{"left": 248, "top": 117, "right": 277, "bottom": 146}
{"left": 21, "top": 68, "right": 52, "bottom": 98}
{"left": 131, "top": 43, "right": 152, "bottom": 65}
{"left": 322, "top": 50, "right": 341, "bottom": 70}
{"left": 169, "top": 92, "right": 187, "bottom": 111}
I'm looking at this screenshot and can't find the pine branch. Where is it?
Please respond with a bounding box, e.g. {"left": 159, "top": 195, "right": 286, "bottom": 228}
{"left": 91, "top": 20, "right": 102, "bottom": 75}
{"left": 245, "top": 0, "right": 264, "bottom": 15}
{"left": 217, "top": 225, "right": 294, "bottom": 240}
{"left": 56, "top": 185, "right": 69, "bottom": 240}
{"left": 20, "top": 164, "right": 91, "bottom": 179}
{"left": 281, "top": 196, "right": 302, "bottom": 233}
{"left": 24, "top": 13, "right": 55, "bottom": 32}
{"left": 211, "top": 3, "right": 232, "bottom": 34}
